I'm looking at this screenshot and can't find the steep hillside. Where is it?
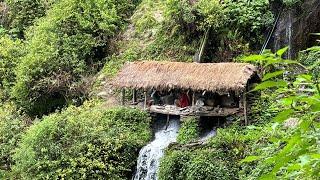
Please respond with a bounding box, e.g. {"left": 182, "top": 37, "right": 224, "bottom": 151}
{"left": 0, "top": 0, "right": 319, "bottom": 179}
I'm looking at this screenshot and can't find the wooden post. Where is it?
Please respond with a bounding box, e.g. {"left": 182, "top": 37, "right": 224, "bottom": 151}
{"left": 144, "top": 91, "right": 147, "bottom": 110}
{"left": 192, "top": 91, "right": 195, "bottom": 106}
{"left": 121, "top": 89, "right": 125, "bottom": 106}
{"left": 132, "top": 89, "right": 137, "bottom": 103}
{"left": 243, "top": 91, "right": 248, "bottom": 125}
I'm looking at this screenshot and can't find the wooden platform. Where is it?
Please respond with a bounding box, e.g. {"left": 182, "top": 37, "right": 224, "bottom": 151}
{"left": 148, "top": 105, "right": 241, "bottom": 117}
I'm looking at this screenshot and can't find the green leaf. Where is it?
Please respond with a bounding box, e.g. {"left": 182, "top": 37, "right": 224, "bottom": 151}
{"left": 311, "top": 103, "right": 320, "bottom": 112}
{"left": 264, "top": 59, "right": 299, "bottom": 67}
{"left": 306, "top": 46, "right": 320, "bottom": 51}
{"left": 252, "top": 80, "right": 288, "bottom": 91}
{"left": 287, "top": 163, "right": 301, "bottom": 171}
{"left": 310, "top": 153, "right": 320, "bottom": 159}
{"left": 240, "top": 156, "right": 262, "bottom": 163}
{"left": 259, "top": 174, "right": 276, "bottom": 180}
{"left": 273, "top": 109, "right": 294, "bottom": 123}
{"left": 276, "top": 47, "right": 288, "bottom": 56}
{"left": 242, "top": 54, "right": 265, "bottom": 62}
{"left": 310, "top": 33, "right": 320, "bottom": 36}
{"left": 262, "top": 70, "right": 284, "bottom": 81}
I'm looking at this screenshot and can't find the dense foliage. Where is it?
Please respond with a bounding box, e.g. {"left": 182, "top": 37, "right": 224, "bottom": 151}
{"left": 0, "top": 35, "right": 24, "bottom": 99}
{"left": 241, "top": 47, "right": 320, "bottom": 179}
{"left": 159, "top": 47, "right": 319, "bottom": 179}
{"left": 11, "top": 0, "right": 138, "bottom": 116}
{"left": 12, "top": 103, "right": 151, "bottom": 179}
{"left": 5, "top": 0, "right": 56, "bottom": 38}
{"left": 159, "top": 149, "right": 232, "bottom": 180}
{"left": 0, "top": 103, "right": 28, "bottom": 178}
{"left": 177, "top": 117, "right": 199, "bottom": 144}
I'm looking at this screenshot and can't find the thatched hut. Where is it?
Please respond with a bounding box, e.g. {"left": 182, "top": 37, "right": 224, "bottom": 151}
{"left": 112, "top": 61, "right": 260, "bottom": 125}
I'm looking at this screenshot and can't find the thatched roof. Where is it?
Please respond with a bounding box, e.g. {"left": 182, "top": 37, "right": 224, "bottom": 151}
{"left": 112, "top": 61, "right": 258, "bottom": 93}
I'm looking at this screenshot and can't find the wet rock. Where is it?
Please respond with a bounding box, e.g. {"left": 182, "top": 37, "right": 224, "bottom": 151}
{"left": 271, "top": 0, "right": 320, "bottom": 58}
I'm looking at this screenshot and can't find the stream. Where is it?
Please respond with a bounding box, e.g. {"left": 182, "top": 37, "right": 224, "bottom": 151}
{"left": 133, "top": 118, "right": 180, "bottom": 180}
{"left": 133, "top": 117, "right": 216, "bottom": 180}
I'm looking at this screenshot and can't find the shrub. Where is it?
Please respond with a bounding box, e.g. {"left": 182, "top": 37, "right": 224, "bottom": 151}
{"left": 12, "top": 102, "right": 151, "bottom": 179}
{"left": 222, "top": 0, "right": 274, "bottom": 46}
{"left": 0, "top": 103, "right": 28, "bottom": 176}
{"left": 177, "top": 117, "right": 199, "bottom": 144}
{"left": 159, "top": 149, "right": 232, "bottom": 180}
{"left": 0, "top": 35, "right": 24, "bottom": 99}
{"left": 5, "top": 0, "right": 56, "bottom": 38}
{"left": 282, "top": 0, "right": 302, "bottom": 7}
{"left": 158, "top": 150, "right": 191, "bottom": 180}
{"left": 11, "top": 0, "right": 138, "bottom": 116}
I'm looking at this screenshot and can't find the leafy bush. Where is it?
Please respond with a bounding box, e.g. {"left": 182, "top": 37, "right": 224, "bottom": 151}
{"left": 177, "top": 117, "right": 199, "bottom": 144}
{"left": 0, "top": 35, "right": 24, "bottom": 99}
{"left": 0, "top": 103, "right": 28, "bottom": 176}
{"left": 164, "top": 0, "right": 224, "bottom": 36}
{"left": 11, "top": 0, "right": 138, "bottom": 116}
{"left": 282, "top": 0, "right": 302, "bottom": 7}
{"left": 159, "top": 149, "right": 232, "bottom": 180}
{"left": 5, "top": 0, "right": 56, "bottom": 37}
{"left": 223, "top": 0, "right": 274, "bottom": 46}
{"left": 140, "top": 0, "right": 273, "bottom": 62}
{"left": 299, "top": 46, "right": 320, "bottom": 79}
{"left": 240, "top": 48, "right": 320, "bottom": 179}
{"left": 12, "top": 102, "right": 151, "bottom": 179}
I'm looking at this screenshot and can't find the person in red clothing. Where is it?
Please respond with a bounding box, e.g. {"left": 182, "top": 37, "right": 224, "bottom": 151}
{"left": 179, "top": 91, "right": 190, "bottom": 108}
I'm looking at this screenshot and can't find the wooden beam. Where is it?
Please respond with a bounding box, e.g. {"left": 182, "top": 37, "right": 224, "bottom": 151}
{"left": 121, "top": 89, "right": 125, "bottom": 106}
{"left": 149, "top": 105, "right": 240, "bottom": 117}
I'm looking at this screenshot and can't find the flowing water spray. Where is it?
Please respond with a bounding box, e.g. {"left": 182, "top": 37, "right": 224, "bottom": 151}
{"left": 133, "top": 118, "right": 180, "bottom": 180}
{"left": 199, "top": 128, "right": 216, "bottom": 142}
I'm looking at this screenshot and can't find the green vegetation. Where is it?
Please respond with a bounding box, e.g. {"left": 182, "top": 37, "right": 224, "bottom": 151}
{"left": 11, "top": 0, "right": 139, "bottom": 116}
{"left": 159, "top": 48, "right": 320, "bottom": 179}
{"left": 240, "top": 48, "right": 320, "bottom": 179}
{"left": 177, "top": 117, "right": 199, "bottom": 144}
{"left": 0, "top": 0, "right": 318, "bottom": 179}
{"left": 5, "top": 0, "right": 56, "bottom": 38}
{"left": 0, "top": 35, "right": 24, "bottom": 99}
{"left": 159, "top": 148, "right": 232, "bottom": 180}
{"left": 12, "top": 103, "right": 151, "bottom": 179}
{"left": 0, "top": 103, "right": 28, "bottom": 178}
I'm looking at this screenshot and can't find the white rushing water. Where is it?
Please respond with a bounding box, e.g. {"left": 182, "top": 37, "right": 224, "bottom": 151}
{"left": 199, "top": 128, "right": 216, "bottom": 142}
{"left": 133, "top": 118, "right": 180, "bottom": 180}
{"left": 133, "top": 118, "right": 217, "bottom": 180}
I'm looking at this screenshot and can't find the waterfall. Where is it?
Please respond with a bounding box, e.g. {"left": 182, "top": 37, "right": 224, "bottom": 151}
{"left": 199, "top": 128, "right": 216, "bottom": 142}
{"left": 287, "top": 11, "right": 293, "bottom": 59}
{"left": 133, "top": 118, "right": 180, "bottom": 180}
